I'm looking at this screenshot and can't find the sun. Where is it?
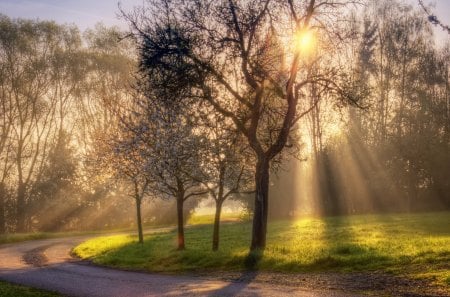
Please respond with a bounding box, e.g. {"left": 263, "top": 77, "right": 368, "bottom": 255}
{"left": 293, "top": 29, "right": 316, "bottom": 54}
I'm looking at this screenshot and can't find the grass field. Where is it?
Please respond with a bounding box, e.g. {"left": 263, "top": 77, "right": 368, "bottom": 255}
{"left": 186, "top": 212, "right": 244, "bottom": 225}
{"left": 73, "top": 212, "right": 450, "bottom": 286}
{"left": 0, "top": 281, "right": 61, "bottom": 297}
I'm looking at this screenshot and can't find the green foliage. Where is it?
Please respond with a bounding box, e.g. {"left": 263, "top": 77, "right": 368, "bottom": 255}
{"left": 74, "top": 212, "right": 450, "bottom": 286}
{"left": 0, "top": 281, "right": 61, "bottom": 297}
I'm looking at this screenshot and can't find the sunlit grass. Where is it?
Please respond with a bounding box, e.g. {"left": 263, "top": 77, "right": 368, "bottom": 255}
{"left": 187, "top": 213, "right": 242, "bottom": 225}
{"left": 0, "top": 281, "right": 61, "bottom": 297}
{"left": 73, "top": 211, "right": 450, "bottom": 286}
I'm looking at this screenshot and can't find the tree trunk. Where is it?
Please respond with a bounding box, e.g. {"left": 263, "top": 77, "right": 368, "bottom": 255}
{"left": 251, "top": 157, "right": 270, "bottom": 251}
{"left": 16, "top": 182, "right": 26, "bottom": 233}
{"left": 212, "top": 199, "right": 223, "bottom": 251}
{"left": 135, "top": 197, "right": 144, "bottom": 244}
{"left": 176, "top": 195, "right": 185, "bottom": 250}
{"left": 0, "top": 183, "right": 5, "bottom": 234}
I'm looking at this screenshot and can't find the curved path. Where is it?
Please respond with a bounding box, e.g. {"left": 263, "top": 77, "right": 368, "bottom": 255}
{"left": 0, "top": 234, "right": 370, "bottom": 297}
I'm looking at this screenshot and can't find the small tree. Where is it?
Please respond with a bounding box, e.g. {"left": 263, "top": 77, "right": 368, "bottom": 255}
{"left": 132, "top": 100, "right": 208, "bottom": 250}
{"left": 197, "top": 112, "right": 254, "bottom": 251}
{"left": 109, "top": 131, "right": 151, "bottom": 244}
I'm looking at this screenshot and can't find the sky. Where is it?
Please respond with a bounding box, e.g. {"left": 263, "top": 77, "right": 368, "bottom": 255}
{"left": 0, "top": 0, "right": 142, "bottom": 30}
{"left": 0, "top": 0, "right": 449, "bottom": 44}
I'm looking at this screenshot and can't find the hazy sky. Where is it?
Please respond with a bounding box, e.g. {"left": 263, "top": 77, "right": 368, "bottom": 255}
{"left": 0, "top": 0, "right": 142, "bottom": 30}
{"left": 0, "top": 0, "right": 449, "bottom": 44}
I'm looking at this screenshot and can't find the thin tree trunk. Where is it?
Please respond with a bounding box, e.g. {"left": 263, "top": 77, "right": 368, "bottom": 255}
{"left": 16, "top": 182, "right": 26, "bottom": 233}
{"left": 176, "top": 195, "right": 185, "bottom": 250}
{"left": 0, "top": 183, "right": 5, "bottom": 234}
{"left": 212, "top": 199, "right": 223, "bottom": 251}
{"left": 135, "top": 197, "right": 144, "bottom": 244}
{"left": 251, "top": 157, "right": 270, "bottom": 251}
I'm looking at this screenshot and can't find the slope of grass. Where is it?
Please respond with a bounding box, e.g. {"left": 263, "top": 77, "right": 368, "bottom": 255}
{"left": 73, "top": 211, "right": 450, "bottom": 286}
{"left": 0, "top": 281, "right": 61, "bottom": 297}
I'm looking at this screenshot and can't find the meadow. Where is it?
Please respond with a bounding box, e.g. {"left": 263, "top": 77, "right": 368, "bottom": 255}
{"left": 73, "top": 211, "right": 450, "bottom": 286}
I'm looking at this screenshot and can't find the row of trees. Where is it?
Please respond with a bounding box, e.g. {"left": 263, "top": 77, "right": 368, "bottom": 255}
{"left": 106, "top": 80, "right": 255, "bottom": 249}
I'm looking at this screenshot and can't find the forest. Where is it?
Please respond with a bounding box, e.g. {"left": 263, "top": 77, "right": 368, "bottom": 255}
{"left": 0, "top": 0, "right": 448, "bottom": 247}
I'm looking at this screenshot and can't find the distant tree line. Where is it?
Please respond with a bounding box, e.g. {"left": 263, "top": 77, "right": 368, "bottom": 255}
{"left": 0, "top": 16, "right": 171, "bottom": 233}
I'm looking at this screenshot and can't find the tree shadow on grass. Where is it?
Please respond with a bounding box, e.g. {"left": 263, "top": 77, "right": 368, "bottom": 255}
{"left": 267, "top": 215, "right": 392, "bottom": 273}
{"left": 314, "top": 215, "right": 391, "bottom": 271}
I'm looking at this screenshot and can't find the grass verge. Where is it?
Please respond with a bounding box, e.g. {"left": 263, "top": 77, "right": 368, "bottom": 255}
{"left": 0, "top": 230, "right": 106, "bottom": 245}
{"left": 0, "top": 281, "right": 61, "bottom": 297}
{"left": 0, "top": 224, "right": 172, "bottom": 245}
{"left": 73, "top": 212, "right": 450, "bottom": 287}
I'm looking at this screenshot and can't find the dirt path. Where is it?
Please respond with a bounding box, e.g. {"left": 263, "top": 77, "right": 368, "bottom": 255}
{"left": 0, "top": 235, "right": 447, "bottom": 297}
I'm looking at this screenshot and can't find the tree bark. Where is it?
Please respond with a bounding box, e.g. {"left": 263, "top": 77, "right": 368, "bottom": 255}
{"left": 176, "top": 195, "right": 185, "bottom": 250}
{"left": 251, "top": 157, "right": 270, "bottom": 250}
{"left": 212, "top": 199, "right": 223, "bottom": 251}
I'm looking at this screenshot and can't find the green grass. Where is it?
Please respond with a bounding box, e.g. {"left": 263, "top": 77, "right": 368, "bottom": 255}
{"left": 187, "top": 213, "right": 242, "bottom": 225}
{"left": 0, "top": 230, "right": 105, "bottom": 245}
{"left": 0, "top": 281, "right": 61, "bottom": 297}
{"left": 73, "top": 211, "right": 450, "bottom": 286}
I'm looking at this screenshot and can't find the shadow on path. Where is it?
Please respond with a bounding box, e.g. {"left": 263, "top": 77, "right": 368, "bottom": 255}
{"left": 208, "top": 249, "right": 262, "bottom": 297}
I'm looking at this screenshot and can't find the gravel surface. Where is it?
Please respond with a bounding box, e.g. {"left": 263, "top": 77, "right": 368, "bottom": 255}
{"left": 197, "top": 270, "right": 450, "bottom": 297}
{"left": 0, "top": 235, "right": 448, "bottom": 297}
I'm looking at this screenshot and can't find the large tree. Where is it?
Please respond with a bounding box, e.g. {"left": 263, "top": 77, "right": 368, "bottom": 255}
{"left": 124, "top": 0, "right": 361, "bottom": 250}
